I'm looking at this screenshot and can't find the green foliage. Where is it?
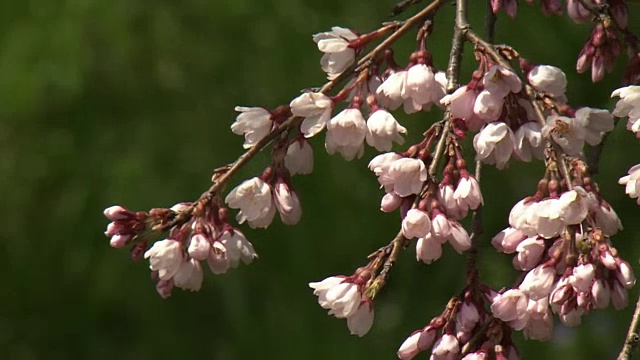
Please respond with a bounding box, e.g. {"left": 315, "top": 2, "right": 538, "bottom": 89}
{"left": 1, "top": 1, "right": 639, "bottom": 359}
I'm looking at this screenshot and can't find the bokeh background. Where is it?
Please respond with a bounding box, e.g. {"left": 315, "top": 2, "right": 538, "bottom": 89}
{"left": 2, "top": 1, "right": 640, "bottom": 359}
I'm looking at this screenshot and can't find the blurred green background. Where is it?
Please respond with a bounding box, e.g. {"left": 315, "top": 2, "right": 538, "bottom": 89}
{"left": 2, "top": 0, "right": 640, "bottom": 359}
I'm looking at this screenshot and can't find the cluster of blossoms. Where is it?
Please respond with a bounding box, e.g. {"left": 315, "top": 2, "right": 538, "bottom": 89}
{"left": 104, "top": 204, "right": 257, "bottom": 297}
{"left": 490, "top": 169, "right": 633, "bottom": 331}
{"left": 102, "top": 1, "right": 640, "bottom": 357}
{"left": 397, "top": 289, "right": 521, "bottom": 360}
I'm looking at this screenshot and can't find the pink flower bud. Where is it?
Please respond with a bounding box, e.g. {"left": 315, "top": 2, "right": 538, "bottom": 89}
{"left": 155, "top": 279, "right": 174, "bottom": 299}
{"left": 109, "top": 234, "right": 132, "bottom": 248}
{"left": 617, "top": 261, "right": 636, "bottom": 289}
{"left": 592, "top": 278, "right": 611, "bottom": 309}
{"left": 381, "top": 192, "right": 402, "bottom": 213}
{"left": 397, "top": 331, "right": 422, "bottom": 360}
{"left": 612, "top": 281, "right": 629, "bottom": 310}
{"left": 103, "top": 205, "right": 130, "bottom": 221}
{"left": 274, "top": 181, "right": 302, "bottom": 225}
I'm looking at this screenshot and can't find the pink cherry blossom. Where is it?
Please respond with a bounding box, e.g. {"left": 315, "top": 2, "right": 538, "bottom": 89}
{"left": 513, "top": 122, "right": 544, "bottom": 162}
{"left": 387, "top": 158, "right": 428, "bottom": 197}
{"left": 273, "top": 181, "right": 302, "bottom": 225}
{"left": 207, "top": 241, "right": 230, "bottom": 274}
{"left": 431, "top": 334, "right": 459, "bottom": 360}
{"left": 187, "top": 233, "right": 211, "bottom": 261}
{"left": 491, "top": 289, "right": 529, "bottom": 322}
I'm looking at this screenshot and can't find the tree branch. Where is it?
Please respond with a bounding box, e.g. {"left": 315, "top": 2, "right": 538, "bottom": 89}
{"left": 618, "top": 292, "right": 640, "bottom": 360}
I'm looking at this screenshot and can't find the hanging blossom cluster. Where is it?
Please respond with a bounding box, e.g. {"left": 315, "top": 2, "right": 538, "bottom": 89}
{"left": 102, "top": 0, "right": 640, "bottom": 358}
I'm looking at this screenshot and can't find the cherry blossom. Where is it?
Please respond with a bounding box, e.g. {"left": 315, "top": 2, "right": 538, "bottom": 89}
{"left": 473, "top": 122, "right": 515, "bottom": 169}
{"left": 313, "top": 27, "right": 358, "bottom": 80}
{"left": 144, "top": 239, "right": 184, "bottom": 280}
{"left": 325, "top": 108, "right": 367, "bottom": 160}
{"left": 365, "top": 109, "right": 407, "bottom": 151}
{"left": 231, "top": 106, "right": 273, "bottom": 149}
{"left": 285, "top": 139, "right": 314, "bottom": 175}
{"left": 290, "top": 92, "right": 334, "bottom": 137}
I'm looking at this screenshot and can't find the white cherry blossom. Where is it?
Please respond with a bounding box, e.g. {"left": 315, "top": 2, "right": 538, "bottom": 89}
{"left": 473, "top": 122, "right": 515, "bottom": 169}
{"left": 513, "top": 122, "right": 544, "bottom": 162}
{"left": 290, "top": 92, "right": 333, "bottom": 137}
{"left": 542, "top": 114, "right": 586, "bottom": 156}
{"left": 231, "top": 106, "right": 272, "bottom": 149}
{"left": 225, "top": 177, "right": 275, "bottom": 228}
{"left": 173, "top": 258, "right": 203, "bottom": 291}
{"left": 619, "top": 164, "right": 640, "bottom": 203}
{"left": 574, "top": 107, "right": 614, "bottom": 146}
{"left": 387, "top": 158, "right": 428, "bottom": 197}
{"left": 325, "top": 108, "right": 366, "bottom": 160}
{"left": 285, "top": 139, "right": 314, "bottom": 175}
{"left": 402, "top": 209, "right": 432, "bottom": 239}
{"left": 365, "top": 109, "right": 407, "bottom": 151}
{"left": 347, "top": 302, "right": 374, "bottom": 337}
{"left": 376, "top": 70, "right": 406, "bottom": 110}
{"left": 313, "top": 27, "right": 358, "bottom": 80}
{"left": 144, "top": 239, "right": 184, "bottom": 280}
{"left": 527, "top": 65, "right": 567, "bottom": 98}
{"left": 219, "top": 229, "right": 258, "bottom": 267}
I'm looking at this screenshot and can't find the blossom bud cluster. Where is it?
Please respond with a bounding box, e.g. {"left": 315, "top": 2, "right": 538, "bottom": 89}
{"left": 104, "top": 204, "right": 259, "bottom": 298}
{"left": 444, "top": 62, "right": 614, "bottom": 169}
{"left": 489, "top": 173, "right": 634, "bottom": 334}
{"left": 104, "top": 205, "right": 149, "bottom": 249}
{"left": 286, "top": 39, "right": 449, "bottom": 163}
{"left": 397, "top": 292, "right": 519, "bottom": 360}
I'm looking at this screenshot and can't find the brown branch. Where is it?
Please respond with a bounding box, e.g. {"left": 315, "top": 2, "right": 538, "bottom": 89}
{"left": 618, "top": 291, "right": 640, "bottom": 360}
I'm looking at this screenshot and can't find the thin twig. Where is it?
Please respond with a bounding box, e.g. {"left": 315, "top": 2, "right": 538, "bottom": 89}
{"left": 485, "top": 0, "right": 497, "bottom": 43}
{"left": 357, "top": 0, "right": 445, "bottom": 73}
{"left": 618, "top": 291, "right": 640, "bottom": 360}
